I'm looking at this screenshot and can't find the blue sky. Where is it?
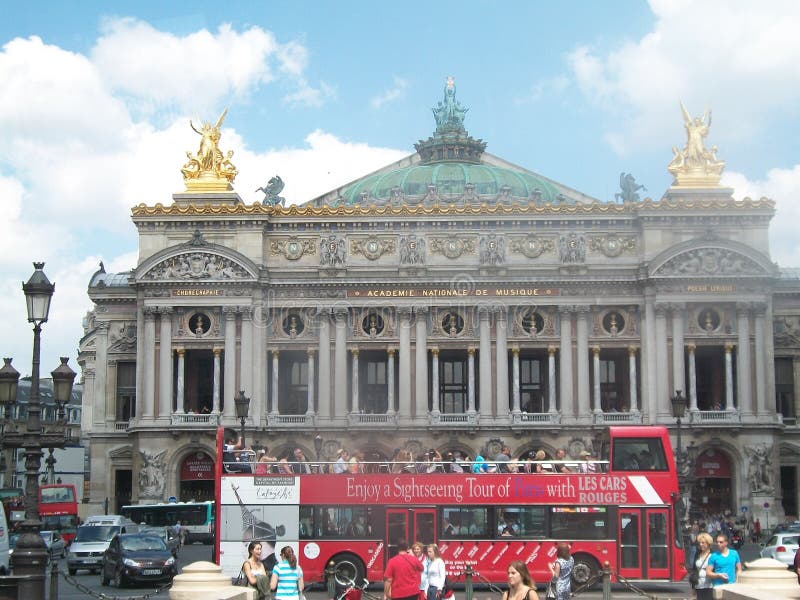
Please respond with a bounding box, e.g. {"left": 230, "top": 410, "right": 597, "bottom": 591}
{"left": 1, "top": 0, "right": 799, "bottom": 373}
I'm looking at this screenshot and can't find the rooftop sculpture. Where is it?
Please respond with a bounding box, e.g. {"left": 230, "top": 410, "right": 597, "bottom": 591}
{"left": 667, "top": 101, "right": 725, "bottom": 187}
{"left": 181, "top": 109, "right": 238, "bottom": 191}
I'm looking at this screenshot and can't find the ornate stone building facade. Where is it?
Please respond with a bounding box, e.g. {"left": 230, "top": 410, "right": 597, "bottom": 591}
{"left": 78, "top": 81, "right": 800, "bottom": 525}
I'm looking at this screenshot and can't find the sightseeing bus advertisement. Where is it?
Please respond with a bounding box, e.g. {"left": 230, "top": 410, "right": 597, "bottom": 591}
{"left": 220, "top": 476, "right": 300, "bottom": 505}
{"left": 298, "top": 473, "right": 666, "bottom": 506}
{"left": 218, "top": 503, "right": 296, "bottom": 576}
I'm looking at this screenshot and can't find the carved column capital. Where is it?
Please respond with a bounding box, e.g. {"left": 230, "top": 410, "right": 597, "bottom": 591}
{"left": 467, "top": 347, "right": 476, "bottom": 357}
{"left": 175, "top": 348, "right": 186, "bottom": 357}
{"left": 547, "top": 345, "right": 557, "bottom": 357}
{"left": 213, "top": 347, "right": 222, "bottom": 357}
{"left": 592, "top": 346, "right": 601, "bottom": 356}
{"left": 511, "top": 346, "right": 520, "bottom": 357}
{"left": 350, "top": 347, "right": 360, "bottom": 357}
{"left": 307, "top": 348, "right": 316, "bottom": 357}
{"left": 143, "top": 306, "right": 158, "bottom": 318}
{"left": 430, "top": 347, "right": 439, "bottom": 357}
{"left": 724, "top": 342, "right": 735, "bottom": 353}
{"left": 628, "top": 345, "right": 638, "bottom": 356}
{"left": 686, "top": 343, "right": 696, "bottom": 353}
{"left": 387, "top": 347, "right": 397, "bottom": 357}
{"left": 222, "top": 306, "right": 238, "bottom": 318}
{"left": 158, "top": 306, "right": 174, "bottom": 315}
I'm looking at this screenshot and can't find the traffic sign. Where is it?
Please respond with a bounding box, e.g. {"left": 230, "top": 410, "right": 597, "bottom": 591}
{"left": 764, "top": 502, "right": 770, "bottom": 509}
{"left": 168, "top": 496, "right": 177, "bottom": 503}
{"left": 741, "top": 506, "right": 748, "bottom": 512}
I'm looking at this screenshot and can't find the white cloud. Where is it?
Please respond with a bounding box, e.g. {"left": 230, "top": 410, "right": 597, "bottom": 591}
{"left": 370, "top": 77, "right": 409, "bottom": 109}
{"left": 566, "top": 0, "right": 800, "bottom": 154}
{"left": 724, "top": 166, "right": 800, "bottom": 268}
{"left": 514, "top": 75, "right": 569, "bottom": 105}
{"left": 282, "top": 79, "right": 336, "bottom": 108}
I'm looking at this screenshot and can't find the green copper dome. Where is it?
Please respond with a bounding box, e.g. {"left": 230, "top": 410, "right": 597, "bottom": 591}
{"left": 337, "top": 162, "right": 562, "bottom": 205}
{"left": 312, "top": 78, "right": 582, "bottom": 208}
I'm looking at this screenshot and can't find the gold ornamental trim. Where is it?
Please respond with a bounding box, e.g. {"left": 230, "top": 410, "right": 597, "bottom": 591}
{"left": 131, "top": 196, "right": 774, "bottom": 218}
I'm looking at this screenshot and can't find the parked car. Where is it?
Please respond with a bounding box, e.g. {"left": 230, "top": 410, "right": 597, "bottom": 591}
{"left": 41, "top": 531, "right": 67, "bottom": 559}
{"left": 138, "top": 526, "right": 180, "bottom": 557}
{"left": 9, "top": 531, "right": 67, "bottom": 560}
{"left": 759, "top": 532, "right": 800, "bottom": 565}
{"left": 100, "top": 533, "right": 177, "bottom": 587}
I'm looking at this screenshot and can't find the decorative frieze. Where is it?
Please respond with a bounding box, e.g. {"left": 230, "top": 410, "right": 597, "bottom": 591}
{"left": 429, "top": 236, "right": 476, "bottom": 259}
{"left": 350, "top": 235, "right": 396, "bottom": 260}
{"left": 399, "top": 234, "right": 426, "bottom": 265}
{"left": 270, "top": 236, "right": 316, "bottom": 260}
{"left": 559, "top": 233, "right": 586, "bottom": 263}
{"left": 142, "top": 252, "right": 250, "bottom": 280}
{"left": 509, "top": 234, "right": 555, "bottom": 259}
{"left": 479, "top": 234, "right": 505, "bottom": 265}
{"left": 320, "top": 235, "right": 347, "bottom": 267}
{"left": 589, "top": 234, "right": 637, "bottom": 258}
{"left": 655, "top": 248, "right": 764, "bottom": 277}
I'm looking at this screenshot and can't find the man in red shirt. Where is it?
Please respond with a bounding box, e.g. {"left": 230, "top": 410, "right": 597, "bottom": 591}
{"left": 384, "top": 540, "right": 423, "bottom": 600}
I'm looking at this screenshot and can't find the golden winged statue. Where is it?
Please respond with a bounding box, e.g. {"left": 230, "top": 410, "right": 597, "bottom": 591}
{"left": 181, "top": 109, "right": 237, "bottom": 190}
{"left": 667, "top": 101, "right": 724, "bottom": 187}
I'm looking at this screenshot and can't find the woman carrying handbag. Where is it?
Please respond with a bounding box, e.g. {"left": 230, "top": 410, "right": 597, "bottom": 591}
{"left": 693, "top": 533, "right": 714, "bottom": 600}
{"left": 548, "top": 543, "right": 574, "bottom": 600}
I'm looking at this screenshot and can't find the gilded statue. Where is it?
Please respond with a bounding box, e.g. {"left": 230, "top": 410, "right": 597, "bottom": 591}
{"left": 667, "top": 101, "right": 724, "bottom": 186}
{"left": 181, "top": 109, "right": 237, "bottom": 189}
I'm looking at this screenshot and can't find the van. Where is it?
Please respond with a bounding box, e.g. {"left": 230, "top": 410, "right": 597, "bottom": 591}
{"left": 0, "top": 502, "right": 9, "bottom": 574}
{"left": 67, "top": 515, "right": 138, "bottom": 575}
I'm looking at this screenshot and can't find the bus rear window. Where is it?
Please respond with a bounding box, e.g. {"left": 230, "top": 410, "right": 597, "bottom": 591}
{"left": 612, "top": 438, "right": 668, "bottom": 471}
{"left": 550, "top": 507, "right": 608, "bottom": 540}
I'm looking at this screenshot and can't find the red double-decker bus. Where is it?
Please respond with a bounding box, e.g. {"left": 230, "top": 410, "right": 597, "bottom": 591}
{"left": 214, "top": 426, "right": 686, "bottom": 587}
{"left": 39, "top": 483, "right": 79, "bottom": 544}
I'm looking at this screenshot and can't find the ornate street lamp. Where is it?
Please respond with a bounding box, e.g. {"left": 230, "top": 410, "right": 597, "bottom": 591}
{"left": 2, "top": 263, "right": 75, "bottom": 594}
{"left": 234, "top": 390, "right": 250, "bottom": 447}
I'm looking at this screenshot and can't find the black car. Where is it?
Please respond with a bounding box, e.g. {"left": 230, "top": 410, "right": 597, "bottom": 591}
{"left": 100, "top": 533, "right": 177, "bottom": 587}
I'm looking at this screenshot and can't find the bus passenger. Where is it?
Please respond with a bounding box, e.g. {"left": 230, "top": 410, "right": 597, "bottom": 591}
{"left": 271, "top": 546, "right": 304, "bottom": 600}
{"left": 501, "top": 561, "right": 535, "bottom": 600}
{"left": 425, "top": 545, "right": 446, "bottom": 600}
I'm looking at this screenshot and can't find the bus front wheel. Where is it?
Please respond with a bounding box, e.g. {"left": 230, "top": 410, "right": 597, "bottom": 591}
{"left": 571, "top": 554, "right": 600, "bottom": 589}
{"left": 332, "top": 553, "right": 366, "bottom": 587}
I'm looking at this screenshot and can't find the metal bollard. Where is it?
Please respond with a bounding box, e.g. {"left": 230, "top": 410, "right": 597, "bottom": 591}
{"left": 602, "top": 561, "right": 611, "bottom": 600}
{"left": 326, "top": 561, "right": 336, "bottom": 600}
{"left": 49, "top": 558, "right": 59, "bottom": 600}
{"left": 464, "top": 564, "right": 473, "bottom": 600}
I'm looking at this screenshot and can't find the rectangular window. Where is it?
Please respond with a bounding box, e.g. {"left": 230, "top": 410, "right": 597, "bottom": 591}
{"left": 299, "top": 506, "right": 376, "bottom": 539}
{"left": 550, "top": 507, "right": 608, "bottom": 540}
{"left": 611, "top": 438, "right": 668, "bottom": 471}
{"left": 361, "top": 353, "right": 389, "bottom": 414}
{"left": 440, "top": 354, "right": 468, "bottom": 413}
{"left": 279, "top": 353, "right": 308, "bottom": 414}
{"left": 116, "top": 362, "right": 136, "bottom": 421}
{"left": 520, "top": 358, "right": 544, "bottom": 412}
{"left": 775, "top": 357, "right": 795, "bottom": 423}
{"left": 441, "top": 507, "right": 488, "bottom": 538}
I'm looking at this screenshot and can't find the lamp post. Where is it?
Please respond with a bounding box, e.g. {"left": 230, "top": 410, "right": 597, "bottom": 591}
{"left": 314, "top": 435, "right": 323, "bottom": 473}
{"left": 671, "top": 389, "right": 697, "bottom": 567}
{"left": 234, "top": 390, "right": 250, "bottom": 447}
{"left": 0, "top": 263, "right": 76, "bottom": 593}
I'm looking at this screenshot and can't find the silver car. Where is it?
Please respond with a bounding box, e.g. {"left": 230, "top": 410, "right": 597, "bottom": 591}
{"left": 41, "top": 531, "right": 67, "bottom": 559}
{"left": 759, "top": 533, "right": 800, "bottom": 565}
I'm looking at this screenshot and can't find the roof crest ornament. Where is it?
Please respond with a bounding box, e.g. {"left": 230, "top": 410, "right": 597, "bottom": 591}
{"left": 180, "top": 109, "right": 237, "bottom": 191}
{"left": 667, "top": 101, "right": 725, "bottom": 187}
{"left": 432, "top": 76, "right": 468, "bottom": 133}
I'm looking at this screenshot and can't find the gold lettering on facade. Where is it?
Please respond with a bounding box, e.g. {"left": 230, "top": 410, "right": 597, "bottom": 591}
{"left": 352, "top": 287, "right": 559, "bottom": 298}
{"left": 686, "top": 285, "right": 735, "bottom": 293}
{"left": 173, "top": 289, "right": 223, "bottom": 296}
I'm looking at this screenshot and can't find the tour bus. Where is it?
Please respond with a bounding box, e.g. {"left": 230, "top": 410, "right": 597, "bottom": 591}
{"left": 213, "top": 426, "right": 686, "bottom": 587}
{"left": 39, "top": 483, "right": 79, "bottom": 544}
{"left": 121, "top": 500, "right": 215, "bottom": 544}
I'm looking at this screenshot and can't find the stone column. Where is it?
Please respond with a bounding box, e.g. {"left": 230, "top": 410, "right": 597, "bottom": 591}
{"left": 94, "top": 322, "right": 109, "bottom": 425}
{"left": 222, "top": 307, "right": 237, "bottom": 418}
{"left": 414, "top": 308, "right": 428, "bottom": 420}
{"left": 628, "top": 346, "right": 638, "bottom": 412}
{"left": 430, "top": 347, "right": 440, "bottom": 416}
{"left": 317, "top": 312, "right": 331, "bottom": 419}
{"left": 592, "top": 346, "right": 601, "bottom": 413}
{"left": 671, "top": 305, "right": 685, "bottom": 395}
{"left": 559, "top": 307, "right": 574, "bottom": 418}
{"left": 142, "top": 307, "right": 156, "bottom": 419}
{"left": 350, "top": 348, "right": 360, "bottom": 414}
{"left": 212, "top": 347, "right": 222, "bottom": 414}
{"left": 250, "top": 300, "right": 264, "bottom": 424}
{"left": 306, "top": 348, "right": 316, "bottom": 415}
{"left": 511, "top": 346, "right": 520, "bottom": 414}
{"left": 158, "top": 307, "right": 173, "bottom": 419}
{"left": 687, "top": 344, "right": 697, "bottom": 411}
{"left": 271, "top": 350, "right": 280, "bottom": 415}
{"left": 479, "top": 308, "right": 493, "bottom": 419}
{"left": 642, "top": 297, "right": 658, "bottom": 419}
{"left": 576, "top": 307, "right": 590, "bottom": 421}
{"left": 239, "top": 307, "right": 253, "bottom": 404}
{"left": 655, "top": 304, "right": 668, "bottom": 414}
{"left": 495, "top": 309, "right": 509, "bottom": 418}
{"left": 737, "top": 306, "right": 753, "bottom": 415}
{"left": 387, "top": 348, "right": 396, "bottom": 415}
{"left": 175, "top": 348, "right": 185, "bottom": 414}
{"left": 724, "top": 343, "right": 735, "bottom": 410}
{"left": 548, "top": 345, "right": 557, "bottom": 414}
{"left": 398, "top": 309, "right": 412, "bottom": 419}
{"left": 467, "top": 347, "right": 476, "bottom": 414}
{"left": 754, "top": 305, "right": 767, "bottom": 416}
{"left": 135, "top": 306, "right": 145, "bottom": 421}
{"left": 334, "top": 309, "right": 348, "bottom": 421}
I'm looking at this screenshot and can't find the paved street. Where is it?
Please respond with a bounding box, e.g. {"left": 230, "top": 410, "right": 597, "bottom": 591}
{"left": 49, "top": 541, "right": 764, "bottom": 599}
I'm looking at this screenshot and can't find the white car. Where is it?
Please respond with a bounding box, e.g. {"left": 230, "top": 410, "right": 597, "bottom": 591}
{"left": 41, "top": 531, "right": 67, "bottom": 559}
{"left": 760, "top": 533, "right": 800, "bottom": 565}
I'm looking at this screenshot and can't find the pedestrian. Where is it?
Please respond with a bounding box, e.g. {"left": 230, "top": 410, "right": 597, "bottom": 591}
{"left": 706, "top": 533, "right": 742, "bottom": 586}
{"left": 425, "top": 545, "right": 446, "bottom": 600}
{"left": 793, "top": 546, "right": 800, "bottom": 584}
{"left": 411, "top": 541, "right": 428, "bottom": 600}
{"left": 384, "top": 540, "right": 424, "bottom": 600}
{"left": 548, "top": 543, "right": 573, "bottom": 600}
{"left": 693, "top": 532, "right": 714, "bottom": 600}
{"left": 173, "top": 520, "right": 184, "bottom": 547}
{"left": 243, "top": 541, "right": 271, "bottom": 600}
{"left": 271, "top": 546, "right": 305, "bottom": 600}
{"left": 501, "top": 561, "right": 535, "bottom": 600}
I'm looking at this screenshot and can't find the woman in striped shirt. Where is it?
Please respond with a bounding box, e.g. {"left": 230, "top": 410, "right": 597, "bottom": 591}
{"left": 270, "top": 546, "right": 305, "bottom": 600}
